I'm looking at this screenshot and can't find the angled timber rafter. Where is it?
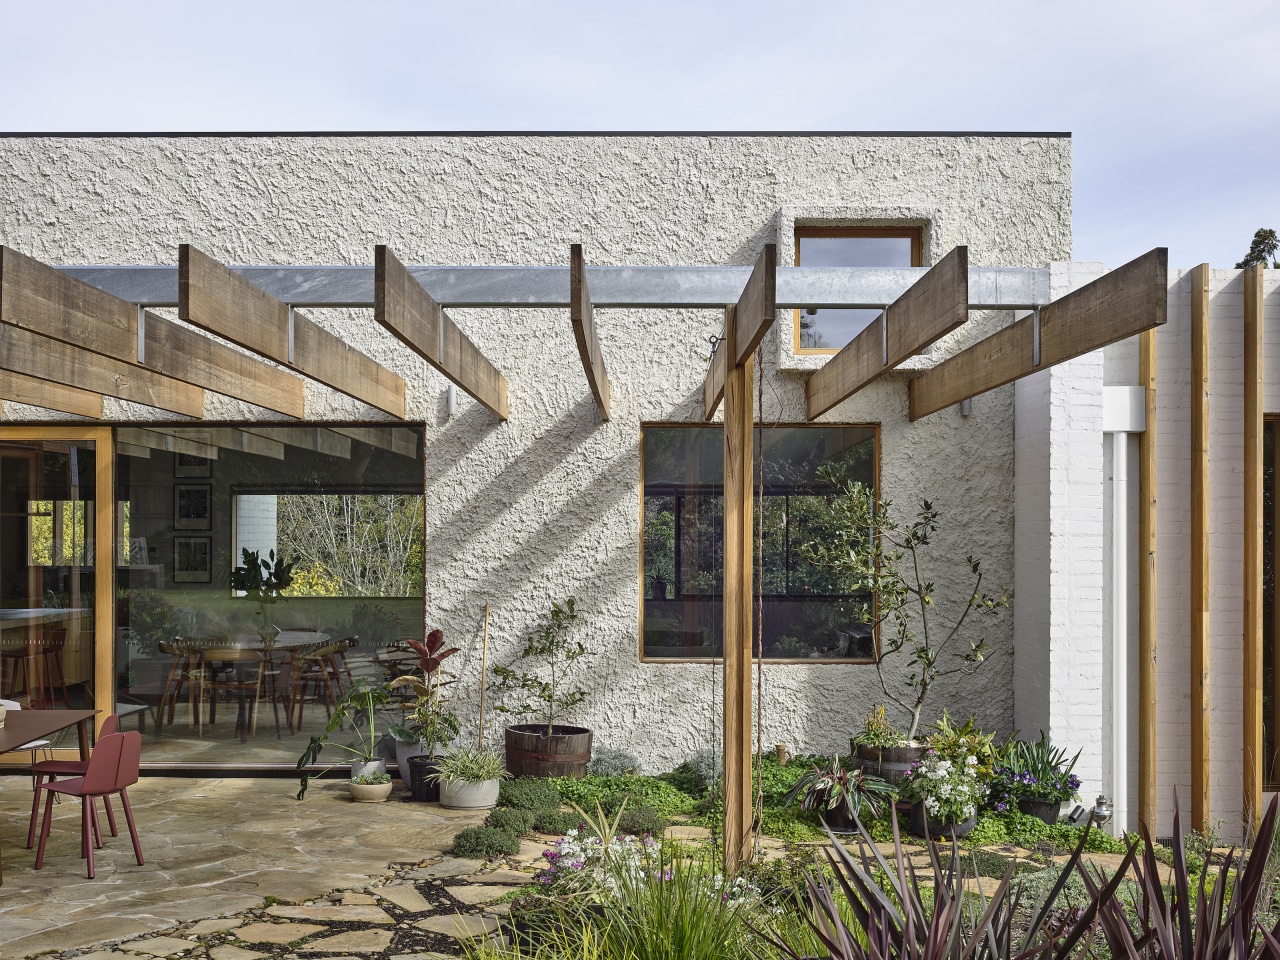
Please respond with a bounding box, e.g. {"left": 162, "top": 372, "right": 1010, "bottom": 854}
{"left": 179, "top": 244, "right": 405, "bottom": 418}
{"left": 703, "top": 243, "right": 776, "bottom": 420}
{"left": 0, "top": 245, "right": 302, "bottom": 418}
{"left": 0, "top": 370, "right": 103, "bottom": 419}
{"left": 570, "top": 244, "right": 610, "bottom": 421}
{"left": 907, "top": 248, "right": 1168, "bottom": 421}
{"left": 806, "top": 246, "right": 968, "bottom": 420}
{"left": 374, "top": 245, "right": 509, "bottom": 421}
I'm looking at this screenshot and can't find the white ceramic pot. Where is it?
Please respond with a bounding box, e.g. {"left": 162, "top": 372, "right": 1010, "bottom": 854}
{"left": 394, "top": 740, "right": 429, "bottom": 783}
{"left": 439, "top": 778, "right": 500, "bottom": 810}
{"left": 349, "top": 780, "right": 394, "bottom": 803}
{"left": 350, "top": 758, "right": 387, "bottom": 780}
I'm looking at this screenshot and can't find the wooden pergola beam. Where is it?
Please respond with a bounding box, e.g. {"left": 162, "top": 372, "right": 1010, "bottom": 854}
{"left": 1244, "top": 263, "right": 1264, "bottom": 828}
{"left": 570, "top": 245, "right": 611, "bottom": 421}
{"left": 374, "top": 245, "right": 508, "bottom": 420}
{"left": 1138, "top": 327, "right": 1157, "bottom": 831}
{"left": 0, "top": 323, "right": 204, "bottom": 417}
{"left": 332, "top": 425, "right": 419, "bottom": 457}
{"left": 704, "top": 245, "right": 777, "bottom": 420}
{"left": 117, "top": 427, "right": 220, "bottom": 460}
{"left": 179, "top": 244, "right": 405, "bottom": 418}
{"left": 183, "top": 427, "right": 286, "bottom": 460}
{"left": 0, "top": 245, "right": 303, "bottom": 418}
{"left": 908, "top": 248, "right": 1168, "bottom": 421}
{"left": 0, "top": 370, "right": 102, "bottom": 419}
{"left": 807, "top": 247, "right": 968, "bottom": 420}
{"left": 243, "top": 426, "right": 353, "bottom": 459}
{"left": 1190, "top": 262, "right": 1211, "bottom": 831}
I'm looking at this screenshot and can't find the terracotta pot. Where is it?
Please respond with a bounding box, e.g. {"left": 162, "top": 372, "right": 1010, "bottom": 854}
{"left": 349, "top": 780, "right": 393, "bottom": 803}
{"left": 440, "top": 778, "right": 500, "bottom": 810}
{"left": 908, "top": 801, "right": 976, "bottom": 840}
{"left": 1018, "top": 798, "right": 1062, "bottom": 825}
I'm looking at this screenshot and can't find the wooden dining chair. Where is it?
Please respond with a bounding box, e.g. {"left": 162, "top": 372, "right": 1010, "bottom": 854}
{"left": 34, "top": 731, "right": 144, "bottom": 879}
{"left": 197, "top": 648, "right": 268, "bottom": 738}
{"left": 27, "top": 713, "right": 120, "bottom": 849}
{"left": 1, "top": 627, "right": 69, "bottom": 708}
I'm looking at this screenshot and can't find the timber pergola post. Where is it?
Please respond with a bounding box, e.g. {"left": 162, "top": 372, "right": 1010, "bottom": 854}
{"left": 374, "top": 245, "right": 509, "bottom": 420}
{"left": 703, "top": 244, "right": 775, "bottom": 874}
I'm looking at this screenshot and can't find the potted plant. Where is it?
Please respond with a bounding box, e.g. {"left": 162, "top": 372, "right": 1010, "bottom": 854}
{"left": 782, "top": 756, "right": 896, "bottom": 832}
{"left": 850, "top": 704, "right": 916, "bottom": 786}
{"left": 897, "top": 747, "right": 986, "bottom": 839}
{"left": 427, "top": 745, "right": 510, "bottom": 809}
{"left": 800, "top": 468, "right": 1010, "bottom": 742}
{"left": 229, "top": 548, "right": 297, "bottom": 646}
{"left": 492, "top": 598, "right": 594, "bottom": 779}
{"left": 349, "top": 770, "right": 394, "bottom": 803}
{"left": 388, "top": 629, "right": 461, "bottom": 792}
{"left": 988, "top": 733, "right": 1081, "bottom": 824}
{"left": 294, "top": 678, "right": 393, "bottom": 799}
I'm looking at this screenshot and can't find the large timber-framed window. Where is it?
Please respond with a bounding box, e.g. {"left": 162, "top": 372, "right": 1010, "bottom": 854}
{"left": 641, "top": 423, "right": 877, "bottom": 662}
{"left": 112, "top": 423, "right": 425, "bottom": 767}
{"left": 794, "top": 226, "right": 922, "bottom": 353}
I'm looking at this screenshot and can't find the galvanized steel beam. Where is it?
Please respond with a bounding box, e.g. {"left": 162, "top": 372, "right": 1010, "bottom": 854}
{"left": 57, "top": 264, "right": 1051, "bottom": 311}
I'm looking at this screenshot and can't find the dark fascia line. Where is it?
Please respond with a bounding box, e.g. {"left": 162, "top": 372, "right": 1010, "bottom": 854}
{"left": 0, "top": 130, "right": 1072, "bottom": 139}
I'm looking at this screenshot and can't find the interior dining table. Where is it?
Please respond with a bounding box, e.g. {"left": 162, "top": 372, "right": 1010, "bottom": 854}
{"left": 0, "top": 708, "right": 98, "bottom": 762}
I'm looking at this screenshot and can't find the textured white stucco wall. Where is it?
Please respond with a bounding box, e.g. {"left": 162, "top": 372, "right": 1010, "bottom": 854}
{"left": 0, "top": 134, "right": 1071, "bottom": 769}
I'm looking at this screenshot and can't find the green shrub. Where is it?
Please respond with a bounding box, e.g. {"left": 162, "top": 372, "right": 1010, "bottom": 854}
{"left": 550, "top": 775, "right": 697, "bottom": 819}
{"left": 588, "top": 747, "right": 640, "bottom": 776}
{"left": 616, "top": 803, "right": 667, "bottom": 837}
{"left": 759, "top": 807, "right": 825, "bottom": 843}
{"left": 499, "top": 777, "right": 561, "bottom": 812}
{"left": 963, "top": 813, "right": 1010, "bottom": 848}
{"left": 532, "top": 809, "right": 584, "bottom": 836}
{"left": 485, "top": 807, "right": 535, "bottom": 838}
{"left": 451, "top": 825, "right": 521, "bottom": 859}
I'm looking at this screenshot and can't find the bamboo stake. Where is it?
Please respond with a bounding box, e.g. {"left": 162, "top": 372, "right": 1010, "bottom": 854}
{"left": 478, "top": 604, "right": 491, "bottom": 750}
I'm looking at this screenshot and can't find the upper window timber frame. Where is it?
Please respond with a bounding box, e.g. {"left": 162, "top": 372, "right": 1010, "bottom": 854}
{"left": 793, "top": 226, "right": 924, "bottom": 356}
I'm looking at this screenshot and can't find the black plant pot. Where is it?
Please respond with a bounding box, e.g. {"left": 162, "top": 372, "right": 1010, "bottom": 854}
{"left": 908, "top": 802, "right": 976, "bottom": 840}
{"left": 818, "top": 804, "right": 858, "bottom": 834}
{"left": 1018, "top": 798, "right": 1062, "bottom": 825}
{"left": 407, "top": 756, "right": 440, "bottom": 802}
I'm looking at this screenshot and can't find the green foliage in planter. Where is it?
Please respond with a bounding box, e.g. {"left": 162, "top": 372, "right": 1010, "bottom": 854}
{"left": 532, "top": 809, "right": 584, "bottom": 837}
{"left": 351, "top": 772, "right": 391, "bottom": 786}
{"left": 430, "top": 746, "right": 510, "bottom": 785}
{"left": 485, "top": 807, "right": 535, "bottom": 838}
{"left": 499, "top": 777, "right": 562, "bottom": 812}
{"left": 492, "top": 598, "right": 591, "bottom": 736}
{"left": 549, "top": 775, "right": 698, "bottom": 820}
{"left": 452, "top": 825, "right": 522, "bottom": 859}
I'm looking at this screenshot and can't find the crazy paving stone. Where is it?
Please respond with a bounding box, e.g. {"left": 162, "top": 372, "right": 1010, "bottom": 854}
{"left": 410, "top": 857, "right": 484, "bottom": 878}
{"left": 376, "top": 883, "right": 433, "bottom": 912}
{"left": 235, "top": 921, "right": 328, "bottom": 944}
{"left": 208, "top": 947, "right": 268, "bottom": 960}
{"left": 415, "top": 914, "right": 501, "bottom": 938}
{"left": 445, "top": 884, "right": 518, "bottom": 905}
{"left": 122, "top": 936, "right": 203, "bottom": 957}
{"left": 514, "top": 841, "right": 550, "bottom": 862}
{"left": 664, "top": 825, "right": 712, "bottom": 840}
{"left": 187, "top": 918, "right": 246, "bottom": 936}
{"left": 459, "top": 869, "right": 536, "bottom": 885}
{"left": 297, "top": 929, "right": 395, "bottom": 953}
{"left": 342, "top": 892, "right": 379, "bottom": 904}
{"left": 266, "top": 903, "right": 394, "bottom": 923}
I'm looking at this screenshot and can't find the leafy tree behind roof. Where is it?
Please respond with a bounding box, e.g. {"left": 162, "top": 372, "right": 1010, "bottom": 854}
{"left": 1236, "top": 227, "right": 1279, "bottom": 269}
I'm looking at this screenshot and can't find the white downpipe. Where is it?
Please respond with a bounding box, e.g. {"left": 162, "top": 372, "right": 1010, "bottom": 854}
{"left": 1110, "top": 431, "right": 1129, "bottom": 837}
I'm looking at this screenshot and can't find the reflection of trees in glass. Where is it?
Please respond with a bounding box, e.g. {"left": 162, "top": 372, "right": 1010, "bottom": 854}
{"left": 643, "top": 496, "right": 674, "bottom": 597}
{"left": 28, "top": 500, "right": 89, "bottom": 567}
{"left": 276, "top": 494, "right": 424, "bottom": 598}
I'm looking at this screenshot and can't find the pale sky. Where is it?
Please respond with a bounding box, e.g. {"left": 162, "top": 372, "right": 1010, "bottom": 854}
{"left": 1, "top": 0, "right": 1275, "bottom": 271}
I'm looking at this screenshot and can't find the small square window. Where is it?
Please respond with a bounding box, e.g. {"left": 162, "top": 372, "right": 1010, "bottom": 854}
{"left": 794, "top": 227, "right": 922, "bottom": 353}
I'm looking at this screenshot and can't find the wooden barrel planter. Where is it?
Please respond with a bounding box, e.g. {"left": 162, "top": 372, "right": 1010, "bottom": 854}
{"left": 854, "top": 743, "right": 926, "bottom": 787}
{"left": 504, "top": 724, "right": 593, "bottom": 779}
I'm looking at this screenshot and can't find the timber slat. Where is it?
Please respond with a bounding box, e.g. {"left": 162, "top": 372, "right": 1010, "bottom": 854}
{"left": 0, "top": 369, "right": 103, "bottom": 418}
{"left": 0, "top": 324, "right": 203, "bottom": 417}
{"left": 570, "top": 244, "right": 611, "bottom": 420}
{"left": 1190, "top": 262, "right": 1210, "bottom": 830}
{"left": 1, "top": 245, "right": 299, "bottom": 415}
{"left": 704, "top": 244, "right": 777, "bottom": 420}
{"left": 1137, "top": 327, "right": 1157, "bottom": 831}
{"left": 808, "top": 246, "right": 968, "bottom": 420}
{"left": 703, "top": 308, "right": 731, "bottom": 420}
{"left": 1243, "top": 264, "right": 1264, "bottom": 825}
{"left": 908, "top": 248, "right": 1168, "bottom": 420}
{"left": 375, "top": 245, "right": 509, "bottom": 420}
{"left": 181, "top": 244, "right": 405, "bottom": 417}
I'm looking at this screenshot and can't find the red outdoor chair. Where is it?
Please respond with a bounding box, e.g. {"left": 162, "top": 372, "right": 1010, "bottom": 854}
{"left": 34, "top": 730, "right": 145, "bottom": 879}
{"left": 27, "top": 713, "right": 119, "bottom": 849}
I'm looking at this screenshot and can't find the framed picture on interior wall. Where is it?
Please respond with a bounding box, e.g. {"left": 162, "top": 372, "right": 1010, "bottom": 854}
{"left": 173, "top": 537, "right": 212, "bottom": 583}
{"left": 174, "top": 484, "right": 212, "bottom": 531}
{"left": 174, "top": 453, "right": 212, "bottom": 478}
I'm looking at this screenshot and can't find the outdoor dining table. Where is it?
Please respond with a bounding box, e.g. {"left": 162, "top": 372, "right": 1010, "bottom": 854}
{"left": 0, "top": 708, "right": 98, "bottom": 762}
